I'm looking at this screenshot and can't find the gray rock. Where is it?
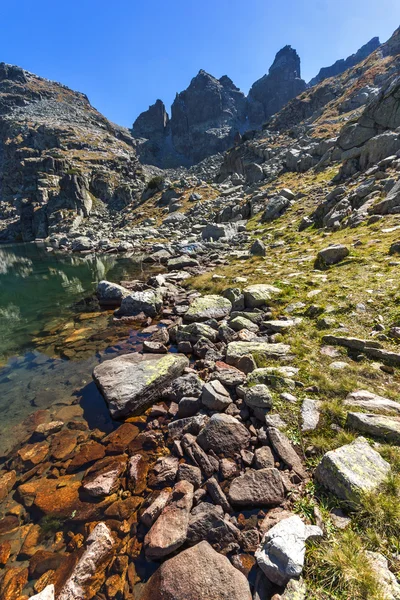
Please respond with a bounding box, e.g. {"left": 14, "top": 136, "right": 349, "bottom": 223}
{"left": 315, "top": 437, "right": 391, "bottom": 504}
{"left": 197, "top": 413, "right": 250, "bottom": 457}
{"left": 228, "top": 468, "right": 285, "bottom": 507}
{"left": 301, "top": 398, "right": 320, "bottom": 432}
{"left": 226, "top": 341, "right": 290, "bottom": 372}
{"left": 141, "top": 490, "right": 171, "bottom": 528}
{"left": 187, "top": 503, "right": 238, "bottom": 548}
{"left": 164, "top": 373, "right": 204, "bottom": 402}
{"left": 201, "top": 380, "right": 232, "bottom": 411}
{"left": 250, "top": 238, "right": 266, "bottom": 256}
{"left": 119, "top": 290, "right": 162, "bottom": 317}
{"left": 93, "top": 353, "right": 189, "bottom": 419}
{"left": 366, "top": 551, "right": 400, "bottom": 600}
{"left": 315, "top": 244, "right": 349, "bottom": 268}
{"left": 267, "top": 427, "right": 306, "bottom": 478}
{"left": 244, "top": 384, "right": 273, "bottom": 409}
{"left": 243, "top": 284, "right": 281, "bottom": 308}
{"left": 253, "top": 445, "right": 275, "bottom": 469}
{"left": 345, "top": 390, "right": 400, "bottom": 414}
{"left": 167, "top": 255, "right": 199, "bottom": 270}
{"left": 255, "top": 515, "right": 322, "bottom": 586}
{"left": 261, "top": 195, "right": 292, "bottom": 222}
{"left": 346, "top": 412, "right": 400, "bottom": 443}
{"left": 96, "top": 280, "right": 130, "bottom": 306}
{"left": 178, "top": 463, "right": 202, "bottom": 489}
{"left": 229, "top": 316, "right": 259, "bottom": 333}
{"left": 149, "top": 456, "right": 179, "bottom": 487}
{"left": 202, "top": 222, "right": 239, "bottom": 241}
{"left": 185, "top": 295, "right": 232, "bottom": 322}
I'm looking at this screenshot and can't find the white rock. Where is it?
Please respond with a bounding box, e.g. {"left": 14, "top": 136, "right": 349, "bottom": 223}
{"left": 31, "top": 585, "right": 55, "bottom": 600}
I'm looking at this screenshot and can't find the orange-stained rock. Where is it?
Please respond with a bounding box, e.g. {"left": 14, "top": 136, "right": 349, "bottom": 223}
{"left": 19, "top": 524, "right": 44, "bottom": 559}
{"left": 50, "top": 430, "right": 78, "bottom": 461}
{"left": 104, "top": 496, "right": 143, "bottom": 520}
{"left": 66, "top": 441, "right": 105, "bottom": 473}
{"left": 0, "top": 566, "right": 28, "bottom": 600}
{"left": 105, "top": 573, "right": 124, "bottom": 598}
{"left": 103, "top": 423, "right": 140, "bottom": 455}
{"left": 0, "top": 540, "right": 11, "bottom": 566}
{"left": 17, "top": 441, "right": 49, "bottom": 470}
{"left": 17, "top": 475, "right": 113, "bottom": 520}
{"left": 33, "top": 570, "right": 56, "bottom": 594}
{"left": 53, "top": 404, "right": 84, "bottom": 422}
{"left": 29, "top": 550, "right": 65, "bottom": 578}
{"left": 0, "top": 471, "right": 17, "bottom": 503}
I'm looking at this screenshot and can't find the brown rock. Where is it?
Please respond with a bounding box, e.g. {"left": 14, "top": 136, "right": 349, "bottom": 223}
{"left": 228, "top": 469, "right": 285, "bottom": 507}
{"left": 19, "top": 524, "right": 44, "bottom": 559}
{"left": 140, "top": 490, "right": 171, "bottom": 528}
{"left": 17, "top": 441, "right": 49, "bottom": 469}
{"left": 103, "top": 423, "right": 139, "bottom": 454}
{"left": 29, "top": 550, "right": 65, "bottom": 578}
{"left": 0, "top": 471, "right": 16, "bottom": 502}
{"left": 50, "top": 430, "right": 78, "bottom": 461}
{"left": 81, "top": 455, "right": 127, "bottom": 498}
{"left": 0, "top": 515, "right": 19, "bottom": 535}
{"left": 0, "top": 540, "right": 11, "bottom": 566}
{"left": 267, "top": 427, "right": 307, "bottom": 478}
{"left": 141, "top": 541, "right": 252, "bottom": 600}
{"left": 127, "top": 454, "right": 149, "bottom": 494}
{"left": 104, "top": 496, "right": 143, "bottom": 520}
{"left": 66, "top": 441, "right": 105, "bottom": 473}
{"left": 148, "top": 456, "right": 179, "bottom": 488}
{"left": 144, "top": 480, "right": 194, "bottom": 559}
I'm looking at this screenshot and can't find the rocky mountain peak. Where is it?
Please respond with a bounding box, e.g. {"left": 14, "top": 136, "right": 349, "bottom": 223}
{"left": 268, "top": 45, "right": 301, "bottom": 79}
{"left": 132, "top": 98, "right": 169, "bottom": 138}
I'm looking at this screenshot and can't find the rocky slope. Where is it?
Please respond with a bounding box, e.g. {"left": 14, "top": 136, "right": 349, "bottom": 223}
{"left": 0, "top": 63, "right": 145, "bottom": 243}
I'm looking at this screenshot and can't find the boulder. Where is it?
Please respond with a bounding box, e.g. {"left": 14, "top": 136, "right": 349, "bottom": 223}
{"left": 118, "top": 290, "right": 162, "bottom": 317}
{"left": 96, "top": 280, "right": 130, "bottom": 307}
{"left": 167, "top": 255, "right": 199, "bottom": 270}
{"left": 315, "top": 437, "right": 391, "bottom": 504}
{"left": 187, "top": 503, "right": 238, "bottom": 547}
{"left": 201, "top": 380, "right": 231, "bottom": 411}
{"left": 202, "top": 223, "right": 239, "bottom": 241}
{"left": 261, "top": 195, "right": 292, "bottom": 222}
{"left": 371, "top": 178, "right": 400, "bottom": 215}
{"left": 346, "top": 412, "right": 400, "bottom": 443}
{"left": 255, "top": 515, "right": 322, "bottom": 586}
{"left": 197, "top": 414, "right": 250, "bottom": 457}
{"left": 58, "top": 523, "right": 114, "bottom": 600}
{"left": 185, "top": 295, "right": 232, "bottom": 322}
{"left": 228, "top": 468, "right": 285, "bottom": 507}
{"left": 93, "top": 353, "right": 189, "bottom": 419}
{"left": 226, "top": 341, "right": 290, "bottom": 372}
{"left": 315, "top": 244, "right": 349, "bottom": 268}
{"left": 243, "top": 284, "right": 281, "bottom": 308}
{"left": 345, "top": 390, "right": 400, "bottom": 414}
{"left": 229, "top": 316, "right": 259, "bottom": 333}
{"left": 144, "top": 480, "right": 194, "bottom": 559}
{"left": 244, "top": 384, "right": 273, "bottom": 409}
{"left": 31, "top": 585, "right": 55, "bottom": 600}
{"left": 141, "top": 540, "right": 252, "bottom": 600}
{"left": 250, "top": 238, "right": 266, "bottom": 256}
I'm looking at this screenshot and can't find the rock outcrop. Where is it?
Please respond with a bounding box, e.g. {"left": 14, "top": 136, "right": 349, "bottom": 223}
{"left": 308, "top": 37, "right": 381, "bottom": 87}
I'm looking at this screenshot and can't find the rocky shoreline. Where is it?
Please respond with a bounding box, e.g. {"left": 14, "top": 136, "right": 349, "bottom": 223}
{"left": 1, "top": 255, "right": 400, "bottom": 600}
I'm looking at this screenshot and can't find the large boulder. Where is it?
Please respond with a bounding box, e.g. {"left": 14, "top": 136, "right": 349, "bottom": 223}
{"left": 197, "top": 414, "right": 250, "bottom": 457}
{"left": 228, "top": 468, "right": 285, "bottom": 507}
{"left": 255, "top": 515, "right": 322, "bottom": 586}
{"left": 243, "top": 284, "right": 281, "bottom": 308}
{"left": 96, "top": 280, "right": 130, "bottom": 307}
{"left": 202, "top": 223, "right": 239, "bottom": 241}
{"left": 371, "top": 178, "right": 400, "bottom": 215}
{"left": 226, "top": 341, "right": 290, "bottom": 372}
{"left": 315, "top": 244, "right": 349, "bottom": 269}
{"left": 93, "top": 353, "right": 189, "bottom": 419}
{"left": 185, "top": 295, "right": 232, "bottom": 322}
{"left": 140, "top": 540, "right": 252, "bottom": 600}
{"left": 315, "top": 437, "right": 390, "bottom": 504}
{"left": 261, "top": 195, "right": 292, "bottom": 222}
{"left": 118, "top": 290, "right": 162, "bottom": 317}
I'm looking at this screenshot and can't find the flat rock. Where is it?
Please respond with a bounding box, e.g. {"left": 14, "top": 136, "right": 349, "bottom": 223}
{"left": 315, "top": 437, "right": 391, "bottom": 504}
{"left": 226, "top": 341, "right": 291, "bottom": 372}
{"left": 243, "top": 284, "right": 281, "bottom": 308}
{"left": 144, "top": 480, "right": 194, "bottom": 559}
{"left": 201, "top": 380, "right": 231, "bottom": 411}
{"left": 197, "top": 414, "right": 250, "bottom": 457}
{"left": 228, "top": 468, "right": 285, "bottom": 507}
{"left": 255, "top": 515, "right": 322, "bottom": 586}
{"left": 81, "top": 455, "right": 127, "bottom": 498}
{"left": 346, "top": 412, "right": 400, "bottom": 443}
{"left": 184, "top": 295, "right": 232, "bottom": 322}
{"left": 345, "top": 390, "right": 400, "bottom": 414}
{"left": 93, "top": 353, "right": 189, "bottom": 419}
{"left": 141, "top": 540, "right": 252, "bottom": 600}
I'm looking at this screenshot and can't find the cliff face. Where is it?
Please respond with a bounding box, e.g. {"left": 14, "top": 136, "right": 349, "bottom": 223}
{"left": 0, "top": 63, "right": 144, "bottom": 242}
{"left": 132, "top": 46, "right": 307, "bottom": 168}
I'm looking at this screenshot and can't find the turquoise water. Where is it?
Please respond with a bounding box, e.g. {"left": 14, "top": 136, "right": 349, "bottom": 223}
{"left": 0, "top": 243, "right": 152, "bottom": 458}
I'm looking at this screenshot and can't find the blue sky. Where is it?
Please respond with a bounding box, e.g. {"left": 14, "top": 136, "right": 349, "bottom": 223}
{"left": 1, "top": 1, "right": 399, "bottom": 127}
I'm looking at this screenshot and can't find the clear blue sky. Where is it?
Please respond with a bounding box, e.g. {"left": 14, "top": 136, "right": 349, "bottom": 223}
{"left": 1, "top": 1, "right": 399, "bottom": 128}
